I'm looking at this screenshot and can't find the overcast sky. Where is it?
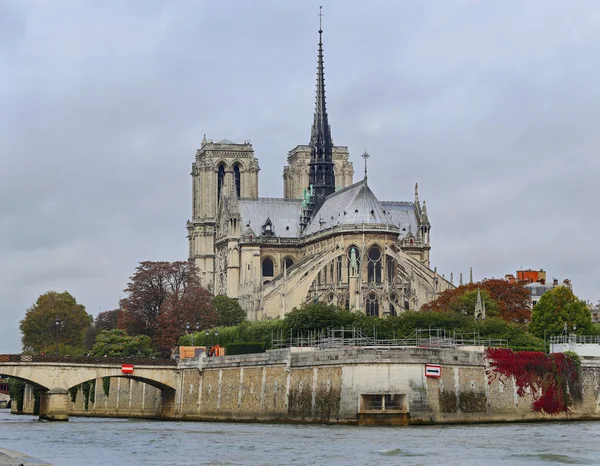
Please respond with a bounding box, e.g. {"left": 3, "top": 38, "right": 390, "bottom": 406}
{"left": 1, "top": 0, "right": 599, "bottom": 352}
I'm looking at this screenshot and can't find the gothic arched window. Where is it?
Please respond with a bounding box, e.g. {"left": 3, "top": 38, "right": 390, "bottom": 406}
{"left": 386, "top": 256, "right": 395, "bottom": 284}
{"left": 390, "top": 292, "right": 399, "bottom": 317}
{"left": 283, "top": 257, "right": 294, "bottom": 271}
{"left": 262, "top": 257, "right": 274, "bottom": 278}
{"left": 389, "top": 303, "right": 396, "bottom": 317}
{"left": 367, "top": 246, "right": 382, "bottom": 284}
{"left": 217, "top": 163, "right": 226, "bottom": 201}
{"left": 336, "top": 255, "right": 342, "bottom": 283}
{"left": 233, "top": 164, "right": 241, "bottom": 197}
{"left": 366, "top": 293, "right": 379, "bottom": 317}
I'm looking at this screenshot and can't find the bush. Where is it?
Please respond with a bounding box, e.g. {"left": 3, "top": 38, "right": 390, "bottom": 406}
{"left": 178, "top": 319, "right": 285, "bottom": 350}
{"left": 224, "top": 342, "right": 265, "bottom": 355}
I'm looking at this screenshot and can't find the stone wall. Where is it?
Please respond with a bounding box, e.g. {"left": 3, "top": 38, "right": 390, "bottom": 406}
{"left": 12, "top": 348, "right": 600, "bottom": 425}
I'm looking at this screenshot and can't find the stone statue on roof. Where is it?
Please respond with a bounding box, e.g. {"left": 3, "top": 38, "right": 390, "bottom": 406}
{"left": 349, "top": 247, "right": 358, "bottom": 277}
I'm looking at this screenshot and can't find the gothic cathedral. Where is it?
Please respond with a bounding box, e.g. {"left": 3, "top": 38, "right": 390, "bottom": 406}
{"left": 186, "top": 22, "right": 453, "bottom": 320}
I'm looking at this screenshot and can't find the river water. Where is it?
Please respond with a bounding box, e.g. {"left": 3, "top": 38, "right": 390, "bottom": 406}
{"left": 1, "top": 410, "right": 599, "bottom": 465}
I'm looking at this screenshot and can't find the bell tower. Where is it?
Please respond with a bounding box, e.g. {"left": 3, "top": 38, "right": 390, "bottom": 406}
{"left": 187, "top": 136, "right": 259, "bottom": 291}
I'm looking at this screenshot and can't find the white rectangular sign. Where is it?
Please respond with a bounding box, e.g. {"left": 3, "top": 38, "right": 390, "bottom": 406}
{"left": 425, "top": 364, "right": 442, "bottom": 378}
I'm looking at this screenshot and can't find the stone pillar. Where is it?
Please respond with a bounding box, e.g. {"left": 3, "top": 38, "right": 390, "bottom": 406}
{"left": 39, "top": 388, "right": 69, "bottom": 421}
{"left": 161, "top": 388, "right": 176, "bottom": 419}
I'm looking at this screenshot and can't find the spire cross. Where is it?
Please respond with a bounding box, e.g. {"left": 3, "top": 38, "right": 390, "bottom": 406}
{"left": 361, "top": 150, "right": 370, "bottom": 179}
{"left": 319, "top": 6, "right": 323, "bottom": 32}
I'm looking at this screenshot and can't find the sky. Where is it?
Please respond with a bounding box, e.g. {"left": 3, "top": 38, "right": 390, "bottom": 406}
{"left": 1, "top": 0, "right": 599, "bottom": 353}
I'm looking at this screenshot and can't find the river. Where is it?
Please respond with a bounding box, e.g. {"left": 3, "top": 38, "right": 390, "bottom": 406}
{"left": 1, "top": 410, "right": 599, "bottom": 465}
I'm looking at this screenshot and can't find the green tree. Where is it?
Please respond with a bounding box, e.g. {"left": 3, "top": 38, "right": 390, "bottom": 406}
{"left": 283, "top": 302, "right": 361, "bottom": 332}
{"left": 451, "top": 289, "right": 500, "bottom": 318}
{"left": 20, "top": 291, "right": 93, "bottom": 354}
{"left": 530, "top": 287, "right": 593, "bottom": 338}
{"left": 213, "top": 295, "right": 246, "bottom": 327}
{"left": 90, "top": 329, "right": 155, "bottom": 357}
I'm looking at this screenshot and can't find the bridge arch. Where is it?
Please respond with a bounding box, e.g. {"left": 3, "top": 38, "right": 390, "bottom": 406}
{"left": 67, "top": 374, "right": 174, "bottom": 393}
{"left": 0, "top": 360, "right": 178, "bottom": 421}
{"left": 0, "top": 367, "right": 51, "bottom": 391}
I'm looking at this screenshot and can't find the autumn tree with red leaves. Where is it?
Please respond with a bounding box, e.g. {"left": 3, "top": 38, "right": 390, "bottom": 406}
{"left": 421, "top": 278, "right": 531, "bottom": 324}
{"left": 154, "top": 284, "right": 215, "bottom": 352}
{"left": 119, "top": 261, "right": 216, "bottom": 351}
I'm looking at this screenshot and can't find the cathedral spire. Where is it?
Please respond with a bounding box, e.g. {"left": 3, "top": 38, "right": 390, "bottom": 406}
{"left": 308, "top": 6, "right": 335, "bottom": 212}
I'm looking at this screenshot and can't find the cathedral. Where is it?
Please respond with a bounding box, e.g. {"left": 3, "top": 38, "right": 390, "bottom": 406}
{"left": 186, "top": 22, "right": 453, "bottom": 320}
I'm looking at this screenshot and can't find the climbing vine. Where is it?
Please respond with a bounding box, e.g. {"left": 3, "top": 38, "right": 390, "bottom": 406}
{"left": 102, "top": 377, "right": 111, "bottom": 397}
{"left": 69, "top": 385, "right": 79, "bottom": 403}
{"left": 82, "top": 381, "right": 91, "bottom": 410}
{"left": 89, "top": 379, "right": 96, "bottom": 403}
{"left": 486, "top": 348, "right": 582, "bottom": 414}
{"left": 8, "top": 379, "right": 25, "bottom": 412}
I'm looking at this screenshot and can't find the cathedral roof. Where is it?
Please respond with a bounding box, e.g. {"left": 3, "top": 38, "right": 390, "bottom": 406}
{"left": 381, "top": 201, "right": 419, "bottom": 239}
{"left": 215, "top": 138, "right": 239, "bottom": 145}
{"left": 302, "top": 179, "right": 397, "bottom": 236}
{"left": 238, "top": 198, "right": 302, "bottom": 238}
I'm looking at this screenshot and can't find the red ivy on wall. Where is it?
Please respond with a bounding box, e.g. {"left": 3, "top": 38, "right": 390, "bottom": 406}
{"left": 485, "top": 348, "right": 582, "bottom": 415}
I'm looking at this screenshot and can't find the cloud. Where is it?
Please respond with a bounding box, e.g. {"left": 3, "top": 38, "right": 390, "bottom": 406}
{"left": 1, "top": 0, "right": 599, "bottom": 352}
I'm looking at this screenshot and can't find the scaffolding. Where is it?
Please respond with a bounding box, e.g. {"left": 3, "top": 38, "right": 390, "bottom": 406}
{"left": 271, "top": 327, "right": 507, "bottom": 350}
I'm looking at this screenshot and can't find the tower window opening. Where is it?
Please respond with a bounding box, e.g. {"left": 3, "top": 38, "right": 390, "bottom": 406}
{"left": 217, "top": 163, "right": 226, "bottom": 201}
{"left": 234, "top": 164, "right": 241, "bottom": 197}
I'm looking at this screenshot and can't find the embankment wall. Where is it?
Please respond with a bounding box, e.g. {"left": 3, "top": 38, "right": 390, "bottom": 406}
{"left": 14, "top": 348, "right": 600, "bottom": 425}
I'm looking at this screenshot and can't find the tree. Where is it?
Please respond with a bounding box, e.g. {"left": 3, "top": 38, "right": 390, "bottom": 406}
{"left": 530, "top": 287, "right": 593, "bottom": 338}
{"left": 213, "top": 295, "right": 246, "bottom": 327}
{"left": 119, "top": 261, "right": 209, "bottom": 338}
{"left": 20, "top": 291, "right": 93, "bottom": 353}
{"left": 90, "top": 329, "right": 154, "bottom": 357}
{"left": 83, "top": 309, "right": 122, "bottom": 351}
{"left": 421, "top": 279, "right": 531, "bottom": 324}
{"left": 95, "top": 310, "right": 120, "bottom": 331}
{"left": 283, "top": 303, "right": 360, "bottom": 332}
{"left": 154, "top": 284, "right": 216, "bottom": 353}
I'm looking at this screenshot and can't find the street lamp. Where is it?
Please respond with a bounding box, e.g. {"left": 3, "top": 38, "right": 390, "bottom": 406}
{"left": 186, "top": 322, "right": 202, "bottom": 346}
{"left": 54, "top": 317, "right": 62, "bottom": 355}
{"left": 185, "top": 322, "right": 191, "bottom": 345}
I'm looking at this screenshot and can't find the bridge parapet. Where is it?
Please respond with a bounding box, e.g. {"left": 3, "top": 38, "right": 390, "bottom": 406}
{"left": 0, "top": 354, "right": 176, "bottom": 366}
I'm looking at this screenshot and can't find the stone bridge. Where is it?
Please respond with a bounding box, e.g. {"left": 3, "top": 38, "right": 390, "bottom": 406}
{"left": 0, "top": 355, "right": 178, "bottom": 421}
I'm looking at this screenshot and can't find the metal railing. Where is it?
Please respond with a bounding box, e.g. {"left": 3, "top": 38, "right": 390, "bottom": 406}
{"left": 271, "top": 328, "right": 507, "bottom": 350}
{"left": 549, "top": 335, "right": 600, "bottom": 345}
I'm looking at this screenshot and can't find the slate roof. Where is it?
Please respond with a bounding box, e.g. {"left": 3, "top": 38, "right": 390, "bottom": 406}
{"left": 215, "top": 138, "right": 239, "bottom": 145}
{"left": 239, "top": 198, "right": 302, "bottom": 238}
{"left": 237, "top": 181, "right": 419, "bottom": 239}
{"left": 381, "top": 201, "right": 419, "bottom": 238}
{"left": 302, "top": 180, "right": 398, "bottom": 236}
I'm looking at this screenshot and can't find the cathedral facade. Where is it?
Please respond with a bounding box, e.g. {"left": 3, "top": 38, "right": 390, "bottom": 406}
{"left": 187, "top": 25, "right": 453, "bottom": 320}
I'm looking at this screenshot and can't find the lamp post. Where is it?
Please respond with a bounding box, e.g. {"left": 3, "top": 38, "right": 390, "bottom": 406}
{"left": 194, "top": 322, "right": 200, "bottom": 346}
{"left": 185, "top": 322, "right": 191, "bottom": 345}
{"left": 54, "top": 317, "right": 62, "bottom": 355}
